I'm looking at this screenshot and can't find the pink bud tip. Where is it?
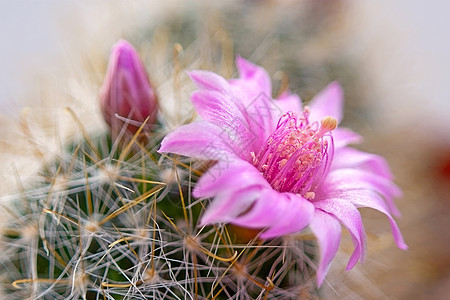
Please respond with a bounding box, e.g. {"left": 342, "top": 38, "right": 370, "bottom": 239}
{"left": 100, "top": 39, "right": 158, "bottom": 136}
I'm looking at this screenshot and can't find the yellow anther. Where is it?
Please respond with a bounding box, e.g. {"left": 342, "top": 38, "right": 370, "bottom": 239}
{"left": 320, "top": 116, "right": 338, "bottom": 132}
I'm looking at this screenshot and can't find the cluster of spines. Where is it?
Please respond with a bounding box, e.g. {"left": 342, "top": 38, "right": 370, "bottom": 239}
{"left": 0, "top": 112, "right": 318, "bottom": 299}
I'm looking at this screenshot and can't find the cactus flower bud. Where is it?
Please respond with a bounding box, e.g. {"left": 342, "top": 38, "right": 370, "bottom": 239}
{"left": 100, "top": 40, "right": 158, "bottom": 137}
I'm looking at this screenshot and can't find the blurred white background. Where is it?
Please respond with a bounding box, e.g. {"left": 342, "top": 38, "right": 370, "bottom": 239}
{"left": 0, "top": 0, "right": 122, "bottom": 114}
{"left": 1, "top": 0, "right": 449, "bottom": 129}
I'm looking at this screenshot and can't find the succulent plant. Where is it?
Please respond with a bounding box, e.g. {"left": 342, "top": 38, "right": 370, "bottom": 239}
{"left": 0, "top": 2, "right": 405, "bottom": 299}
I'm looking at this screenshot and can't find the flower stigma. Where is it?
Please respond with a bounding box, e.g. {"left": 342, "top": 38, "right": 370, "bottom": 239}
{"left": 252, "top": 109, "right": 337, "bottom": 197}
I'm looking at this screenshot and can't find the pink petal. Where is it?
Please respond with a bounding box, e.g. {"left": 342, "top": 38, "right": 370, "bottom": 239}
{"left": 159, "top": 122, "right": 238, "bottom": 160}
{"left": 235, "top": 56, "right": 272, "bottom": 97}
{"left": 309, "top": 209, "right": 342, "bottom": 286}
{"left": 189, "top": 67, "right": 272, "bottom": 153}
{"left": 276, "top": 92, "right": 303, "bottom": 116}
{"left": 229, "top": 57, "right": 287, "bottom": 138}
{"left": 189, "top": 70, "right": 230, "bottom": 92}
{"left": 258, "top": 192, "right": 314, "bottom": 238}
{"left": 230, "top": 189, "right": 314, "bottom": 238}
{"left": 332, "top": 128, "right": 363, "bottom": 148}
{"left": 332, "top": 147, "right": 394, "bottom": 179}
{"left": 308, "top": 82, "right": 344, "bottom": 124}
{"left": 191, "top": 90, "right": 244, "bottom": 123}
{"left": 229, "top": 81, "right": 279, "bottom": 139}
{"left": 332, "top": 189, "right": 407, "bottom": 250}
{"left": 323, "top": 168, "right": 402, "bottom": 216}
{"left": 314, "top": 199, "right": 366, "bottom": 270}
{"left": 193, "top": 159, "right": 269, "bottom": 198}
{"left": 100, "top": 40, "right": 158, "bottom": 135}
{"left": 196, "top": 160, "right": 270, "bottom": 225}
{"left": 228, "top": 188, "right": 283, "bottom": 228}
{"left": 191, "top": 89, "right": 265, "bottom": 154}
{"left": 200, "top": 186, "right": 263, "bottom": 225}
{"left": 275, "top": 91, "right": 303, "bottom": 114}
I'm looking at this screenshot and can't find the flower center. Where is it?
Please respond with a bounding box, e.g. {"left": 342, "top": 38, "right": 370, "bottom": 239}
{"left": 251, "top": 109, "right": 336, "bottom": 197}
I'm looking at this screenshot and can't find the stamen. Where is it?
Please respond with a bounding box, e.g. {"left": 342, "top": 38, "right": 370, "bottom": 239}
{"left": 316, "top": 116, "right": 337, "bottom": 137}
{"left": 252, "top": 111, "right": 335, "bottom": 196}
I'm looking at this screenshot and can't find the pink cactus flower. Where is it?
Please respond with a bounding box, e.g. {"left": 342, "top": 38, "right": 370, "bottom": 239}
{"left": 159, "top": 57, "right": 407, "bottom": 285}
{"left": 100, "top": 40, "right": 158, "bottom": 136}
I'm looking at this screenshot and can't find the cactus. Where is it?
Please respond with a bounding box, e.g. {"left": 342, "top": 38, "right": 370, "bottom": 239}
{"left": 0, "top": 96, "right": 319, "bottom": 299}
{"left": 0, "top": 119, "right": 318, "bottom": 299}
{"left": 0, "top": 2, "right": 404, "bottom": 299}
